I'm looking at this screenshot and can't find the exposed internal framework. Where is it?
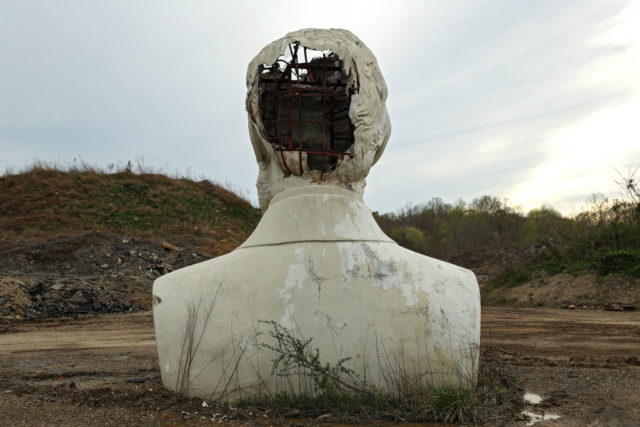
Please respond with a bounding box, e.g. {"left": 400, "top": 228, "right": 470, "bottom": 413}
{"left": 258, "top": 42, "right": 359, "bottom": 177}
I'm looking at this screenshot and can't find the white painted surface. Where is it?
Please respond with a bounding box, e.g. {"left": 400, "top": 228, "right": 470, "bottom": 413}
{"left": 152, "top": 28, "right": 480, "bottom": 400}
{"left": 153, "top": 187, "right": 480, "bottom": 399}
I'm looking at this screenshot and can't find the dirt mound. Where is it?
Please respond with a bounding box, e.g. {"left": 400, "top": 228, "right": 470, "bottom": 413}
{"left": 0, "top": 278, "right": 32, "bottom": 315}
{"left": 448, "top": 246, "right": 540, "bottom": 285}
{"left": 0, "top": 232, "right": 211, "bottom": 276}
{"left": 0, "top": 168, "right": 260, "bottom": 243}
{"left": 1, "top": 277, "right": 131, "bottom": 319}
{"left": 482, "top": 272, "right": 640, "bottom": 309}
{"left": 0, "top": 233, "right": 222, "bottom": 318}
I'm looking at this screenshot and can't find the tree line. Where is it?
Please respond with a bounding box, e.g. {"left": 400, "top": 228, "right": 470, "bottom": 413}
{"left": 373, "top": 172, "right": 640, "bottom": 286}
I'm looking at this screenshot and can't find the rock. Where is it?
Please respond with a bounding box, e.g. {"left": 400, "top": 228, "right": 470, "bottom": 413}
{"left": 161, "top": 241, "right": 180, "bottom": 251}
{"left": 126, "top": 377, "right": 148, "bottom": 384}
{"left": 568, "top": 304, "right": 576, "bottom": 309}
{"left": 603, "top": 303, "right": 634, "bottom": 311}
{"left": 158, "top": 263, "right": 174, "bottom": 272}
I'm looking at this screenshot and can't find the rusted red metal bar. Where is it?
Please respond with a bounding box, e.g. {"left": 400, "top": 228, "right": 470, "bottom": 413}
{"left": 258, "top": 41, "right": 357, "bottom": 176}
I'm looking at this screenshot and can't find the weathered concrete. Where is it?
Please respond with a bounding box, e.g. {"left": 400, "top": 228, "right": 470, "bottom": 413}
{"left": 153, "top": 28, "right": 480, "bottom": 399}
{"left": 246, "top": 28, "right": 391, "bottom": 211}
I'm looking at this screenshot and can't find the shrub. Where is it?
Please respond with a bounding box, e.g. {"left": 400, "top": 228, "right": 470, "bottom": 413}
{"left": 598, "top": 249, "right": 640, "bottom": 276}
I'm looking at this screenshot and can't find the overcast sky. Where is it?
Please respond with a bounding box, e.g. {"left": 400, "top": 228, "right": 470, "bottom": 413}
{"left": 1, "top": 0, "right": 639, "bottom": 215}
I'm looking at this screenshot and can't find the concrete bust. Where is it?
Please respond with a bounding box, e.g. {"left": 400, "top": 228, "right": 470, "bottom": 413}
{"left": 153, "top": 28, "right": 480, "bottom": 399}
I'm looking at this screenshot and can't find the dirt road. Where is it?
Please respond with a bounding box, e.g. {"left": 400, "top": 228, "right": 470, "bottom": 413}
{"left": 1, "top": 307, "right": 639, "bottom": 425}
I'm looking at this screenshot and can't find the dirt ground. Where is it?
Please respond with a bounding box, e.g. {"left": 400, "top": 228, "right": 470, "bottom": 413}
{"left": 1, "top": 307, "right": 639, "bottom": 426}
{"left": 482, "top": 273, "right": 640, "bottom": 309}
{"left": 1, "top": 234, "right": 639, "bottom": 425}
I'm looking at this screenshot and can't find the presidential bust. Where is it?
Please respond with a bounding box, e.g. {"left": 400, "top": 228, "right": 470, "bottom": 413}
{"left": 153, "top": 28, "right": 480, "bottom": 399}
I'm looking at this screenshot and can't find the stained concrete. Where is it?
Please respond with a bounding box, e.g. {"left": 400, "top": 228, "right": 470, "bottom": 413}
{"left": 153, "top": 28, "right": 480, "bottom": 399}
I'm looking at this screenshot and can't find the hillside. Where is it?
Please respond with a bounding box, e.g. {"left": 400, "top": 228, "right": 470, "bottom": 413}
{"left": 1, "top": 167, "right": 638, "bottom": 318}
{"left": 0, "top": 168, "right": 261, "bottom": 318}
{"left": 374, "top": 192, "right": 640, "bottom": 309}
{"left": 0, "top": 167, "right": 261, "bottom": 253}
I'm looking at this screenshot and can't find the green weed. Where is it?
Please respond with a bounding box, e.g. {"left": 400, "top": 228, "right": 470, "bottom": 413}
{"left": 236, "top": 321, "right": 518, "bottom": 424}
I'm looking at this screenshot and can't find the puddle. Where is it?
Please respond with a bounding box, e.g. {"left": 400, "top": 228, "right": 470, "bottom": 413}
{"left": 522, "top": 391, "right": 560, "bottom": 425}
{"left": 522, "top": 410, "right": 561, "bottom": 425}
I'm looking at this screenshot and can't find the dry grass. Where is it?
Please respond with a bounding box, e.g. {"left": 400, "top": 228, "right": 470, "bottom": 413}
{"left": 0, "top": 160, "right": 261, "bottom": 246}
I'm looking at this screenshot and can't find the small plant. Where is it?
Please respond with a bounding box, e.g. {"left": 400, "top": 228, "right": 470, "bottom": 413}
{"left": 429, "top": 385, "right": 475, "bottom": 423}
{"left": 486, "top": 267, "right": 532, "bottom": 289}
{"left": 242, "top": 321, "right": 520, "bottom": 424}
{"left": 259, "top": 320, "right": 362, "bottom": 398}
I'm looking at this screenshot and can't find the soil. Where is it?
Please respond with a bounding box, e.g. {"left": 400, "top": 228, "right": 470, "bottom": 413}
{"left": 0, "top": 308, "right": 638, "bottom": 425}
{"left": 0, "top": 233, "right": 213, "bottom": 318}
{"left": 1, "top": 233, "right": 640, "bottom": 425}
{"left": 482, "top": 272, "right": 640, "bottom": 309}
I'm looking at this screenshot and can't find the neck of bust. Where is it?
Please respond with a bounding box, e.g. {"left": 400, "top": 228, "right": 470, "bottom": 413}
{"left": 240, "top": 185, "right": 393, "bottom": 248}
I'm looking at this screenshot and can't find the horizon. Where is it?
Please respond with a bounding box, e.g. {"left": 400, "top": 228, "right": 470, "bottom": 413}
{"left": 5, "top": 157, "right": 636, "bottom": 219}
{"left": 1, "top": 0, "right": 639, "bottom": 216}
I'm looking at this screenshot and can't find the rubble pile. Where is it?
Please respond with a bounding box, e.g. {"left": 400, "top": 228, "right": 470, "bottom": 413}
{"left": 0, "top": 233, "right": 214, "bottom": 319}
{"left": 1, "top": 277, "right": 132, "bottom": 318}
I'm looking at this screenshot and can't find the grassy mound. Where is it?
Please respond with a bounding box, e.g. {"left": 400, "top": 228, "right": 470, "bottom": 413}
{"left": 0, "top": 167, "right": 261, "bottom": 245}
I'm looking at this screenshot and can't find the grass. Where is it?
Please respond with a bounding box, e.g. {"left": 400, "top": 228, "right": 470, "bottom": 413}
{"left": 0, "top": 163, "right": 261, "bottom": 246}
{"left": 487, "top": 246, "right": 640, "bottom": 290}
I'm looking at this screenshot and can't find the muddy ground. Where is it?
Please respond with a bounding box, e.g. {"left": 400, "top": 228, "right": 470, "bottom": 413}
{"left": 1, "top": 234, "right": 639, "bottom": 425}
{"left": 0, "top": 308, "right": 638, "bottom": 426}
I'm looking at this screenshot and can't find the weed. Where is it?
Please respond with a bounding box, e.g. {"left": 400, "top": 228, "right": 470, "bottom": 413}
{"left": 486, "top": 267, "right": 532, "bottom": 289}
{"left": 258, "top": 320, "right": 364, "bottom": 398}
{"left": 235, "top": 321, "right": 519, "bottom": 424}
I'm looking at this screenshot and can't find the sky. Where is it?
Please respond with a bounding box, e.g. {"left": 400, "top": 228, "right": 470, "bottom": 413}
{"left": 1, "top": 0, "right": 639, "bottom": 215}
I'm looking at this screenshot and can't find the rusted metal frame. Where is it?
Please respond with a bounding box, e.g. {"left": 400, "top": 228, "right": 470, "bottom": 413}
{"left": 289, "top": 42, "right": 300, "bottom": 81}
{"left": 269, "top": 117, "right": 351, "bottom": 126}
{"left": 259, "top": 77, "right": 345, "bottom": 88}
{"left": 265, "top": 91, "right": 347, "bottom": 99}
{"left": 259, "top": 43, "right": 358, "bottom": 177}
{"left": 292, "top": 43, "right": 304, "bottom": 175}
{"left": 273, "top": 76, "right": 292, "bottom": 175}
{"left": 295, "top": 63, "right": 342, "bottom": 72}
{"left": 327, "top": 86, "right": 338, "bottom": 170}
{"left": 286, "top": 82, "right": 293, "bottom": 150}
{"left": 321, "top": 63, "right": 327, "bottom": 177}
{"left": 259, "top": 75, "right": 267, "bottom": 130}
{"left": 274, "top": 147, "right": 345, "bottom": 157}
